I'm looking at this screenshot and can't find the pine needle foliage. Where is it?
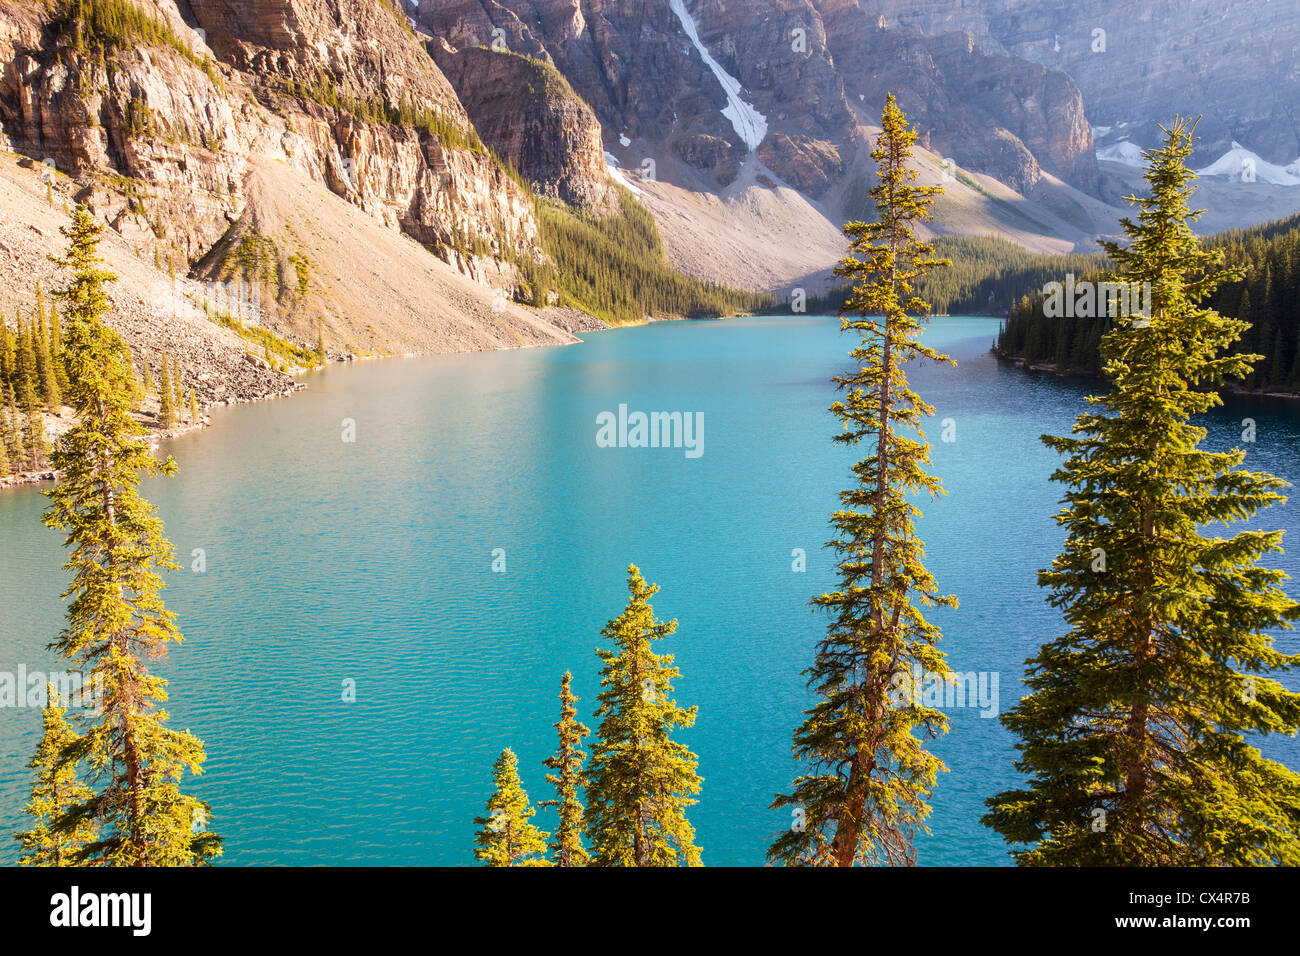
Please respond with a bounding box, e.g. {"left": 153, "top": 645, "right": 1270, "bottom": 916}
{"left": 770, "top": 94, "right": 955, "bottom": 867}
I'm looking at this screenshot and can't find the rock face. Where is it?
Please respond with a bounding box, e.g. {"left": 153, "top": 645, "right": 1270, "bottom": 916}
{"left": 859, "top": 0, "right": 1300, "bottom": 164}
{"left": 415, "top": 0, "right": 1098, "bottom": 199}
{"left": 428, "top": 41, "right": 615, "bottom": 212}
{"left": 813, "top": 10, "right": 1098, "bottom": 194}
{"left": 0, "top": 0, "right": 593, "bottom": 409}
{"left": 0, "top": 0, "right": 540, "bottom": 266}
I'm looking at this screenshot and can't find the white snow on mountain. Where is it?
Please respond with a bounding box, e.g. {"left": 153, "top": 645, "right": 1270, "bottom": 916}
{"left": 667, "top": 0, "right": 768, "bottom": 152}
{"left": 1096, "top": 140, "right": 1147, "bottom": 168}
{"left": 605, "top": 155, "right": 642, "bottom": 194}
{"left": 1098, "top": 137, "right": 1300, "bottom": 186}
{"left": 1197, "top": 142, "right": 1300, "bottom": 186}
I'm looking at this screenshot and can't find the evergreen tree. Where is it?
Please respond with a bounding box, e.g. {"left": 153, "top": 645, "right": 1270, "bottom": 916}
{"left": 585, "top": 565, "right": 702, "bottom": 867}
{"left": 540, "top": 671, "right": 591, "bottom": 867}
{"left": 172, "top": 359, "right": 184, "bottom": 416}
{"left": 158, "top": 353, "right": 176, "bottom": 427}
{"left": 984, "top": 119, "right": 1300, "bottom": 865}
{"left": 18, "top": 377, "right": 48, "bottom": 470}
{"left": 0, "top": 314, "right": 15, "bottom": 386}
{"left": 15, "top": 684, "right": 97, "bottom": 865}
{"left": 188, "top": 387, "right": 198, "bottom": 423}
{"left": 0, "top": 399, "right": 9, "bottom": 478}
{"left": 36, "top": 310, "right": 61, "bottom": 411}
{"left": 473, "top": 748, "right": 550, "bottom": 866}
{"left": 316, "top": 323, "right": 327, "bottom": 367}
{"left": 3, "top": 381, "right": 26, "bottom": 471}
{"left": 49, "top": 304, "right": 70, "bottom": 398}
{"left": 770, "top": 94, "right": 954, "bottom": 868}
{"left": 42, "top": 205, "right": 220, "bottom": 866}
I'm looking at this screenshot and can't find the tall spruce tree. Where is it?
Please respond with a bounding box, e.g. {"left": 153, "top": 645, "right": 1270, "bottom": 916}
{"left": 36, "top": 310, "right": 61, "bottom": 411}
{"left": 3, "top": 381, "right": 26, "bottom": 471}
{"left": 585, "top": 565, "right": 702, "bottom": 867}
{"left": 984, "top": 119, "right": 1300, "bottom": 865}
{"left": 172, "top": 359, "right": 184, "bottom": 417}
{"left": 19, "top": 380, "right": 47, "bottom": 470}
{"left": 770, "top": 94, "right": 955, "bottom": 867}
{"left": 540, "top": 671, "right": 591, "bottom": 867}
{"left": 158, "top": 354, "right": 176, "bottom": 427}
{"left": 48, "top": 303, "right": 70, "bottom": 398}
{"left": 0, "top": 315, "right": 15, "bottom": 386}
{"left": 42, "top": 205, "right": 220, "bottom": 866}
{"left": 0, "top": 404, "right": 9, "bottom": 477}
{"left": 473, "top": 748, "right": 550, "bottom": 866}
{"left": 15, "top": 684, "right": 97, "bottom": 865}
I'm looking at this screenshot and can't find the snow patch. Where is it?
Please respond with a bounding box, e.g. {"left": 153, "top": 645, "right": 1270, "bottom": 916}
{"left": 605, "top": 157, "right": 642, "bottom": 195}
{"left": 667, "top": 0, "right": 767, "bottom": 152}
{"left": 619, "top": 134, "right": 631, "bottom": 148}
{"left": 1197, "top": 142, "right": 1300, "bottom": 186}
{"left": 1096, "top": 140, "right": 1147, "bottom": 168}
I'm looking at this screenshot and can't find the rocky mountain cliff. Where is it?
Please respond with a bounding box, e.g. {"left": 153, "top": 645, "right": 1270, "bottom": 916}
{"left": 860, "top": 0, "right": 1300, "bottom": 165}
{"left": 415, "top": 0, "right": 1099, "bottom": 201}
{"left": 0, "top": 0, "right": 589, "bottom": 419}
{"left": 1, "top": 0, "right": 1295, "bottom": 420}
{"left": 427, "top": 40, "right": 615, "bottom": 212}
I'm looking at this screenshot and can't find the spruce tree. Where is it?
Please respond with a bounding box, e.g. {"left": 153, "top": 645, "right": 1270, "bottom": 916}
{"left": 984, "top": 119, "right": 1300, "bottom": 865}
{"left": 3, "top": 381, "right": 26, "bottom": 471}
{"left": 49, "top": 304, "right": 70, "bottom": 398}
{"left": 0, "top": 400, "right": 10, "bottom": 478}
{"left": 15, "top": 684, "right": 97, "bottom": 865}
{"left": 473, "top": 748, "right": 550, "bottom": 866}
{"left": 585, "top": 565, "right": 702, "bottom": 867}
{"left": 0, "top": 315, "right": 14, "bottom": 386}
{"left": 158, "top": 353, "right": 176, "bottom": 427}
{"left": 173, "top": 359, "right": 184, "bottom": 417}
{"left": 18, "top": 378, "right": 47, "bottom": 470}
{"left": 540, "top": 671, "right": 590, "bottom": 867}
{"left": 42, "top": 205, "right": 220, "bottom": 866}
{"left": 36, "top": 310, "right": 61, "bottom": 411}
{"left": 770, "top": 94, "right": 954, "bottom": 867}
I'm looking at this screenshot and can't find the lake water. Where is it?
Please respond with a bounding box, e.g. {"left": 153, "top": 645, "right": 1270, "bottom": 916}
{"left": 1, "top": 314, "right": 1298, "bottom": 866}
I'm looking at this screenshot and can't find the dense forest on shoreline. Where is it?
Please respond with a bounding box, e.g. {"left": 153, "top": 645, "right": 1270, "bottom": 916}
{"left": 794, "top": 212, "right": 1300, "bottom": 396}
{"left": 995, "top": 212, "right": 1300, "bottom": 393}
{"left": 791, "top": 234, "right": 1109, "bottom": 318}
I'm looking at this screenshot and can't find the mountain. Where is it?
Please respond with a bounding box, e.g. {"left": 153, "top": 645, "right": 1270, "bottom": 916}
{"left": 2, "top": 0, "right": 1297, "bottom": 409}
{"left": 861, "top": 0, "right": 1300, "bottom": 167}
{"left": 417, "top": 0, "right": 1300, "bottom": 291}
{"left": 0, "top": 0, "right": 589, "bottom": 413}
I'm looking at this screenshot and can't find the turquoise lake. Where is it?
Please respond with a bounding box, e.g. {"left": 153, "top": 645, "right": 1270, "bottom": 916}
{"left": 2, "top": 314, "right": 1298, "bottom": 866}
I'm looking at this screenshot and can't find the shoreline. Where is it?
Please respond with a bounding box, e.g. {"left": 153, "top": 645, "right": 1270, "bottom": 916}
{"left": 993, "top": 351, "right": 1300, "bottom": 401}
{"left": 0, "top": 307, "right": 751, "bottom": 493}
{"left": 0, "top": 381, "right": 307, "bottom": 493}
{"left": 0, "top": 311, "right": 614, "bottom": 493}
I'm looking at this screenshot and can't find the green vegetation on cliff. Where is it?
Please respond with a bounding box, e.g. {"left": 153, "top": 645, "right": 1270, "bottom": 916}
{"left": 528, "top": 187, "right": 772, "bottom": 325}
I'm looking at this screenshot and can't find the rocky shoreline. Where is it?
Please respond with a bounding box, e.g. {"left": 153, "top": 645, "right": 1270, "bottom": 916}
{"left": 0, "top": 379, "right": 306, "bottom": 492}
